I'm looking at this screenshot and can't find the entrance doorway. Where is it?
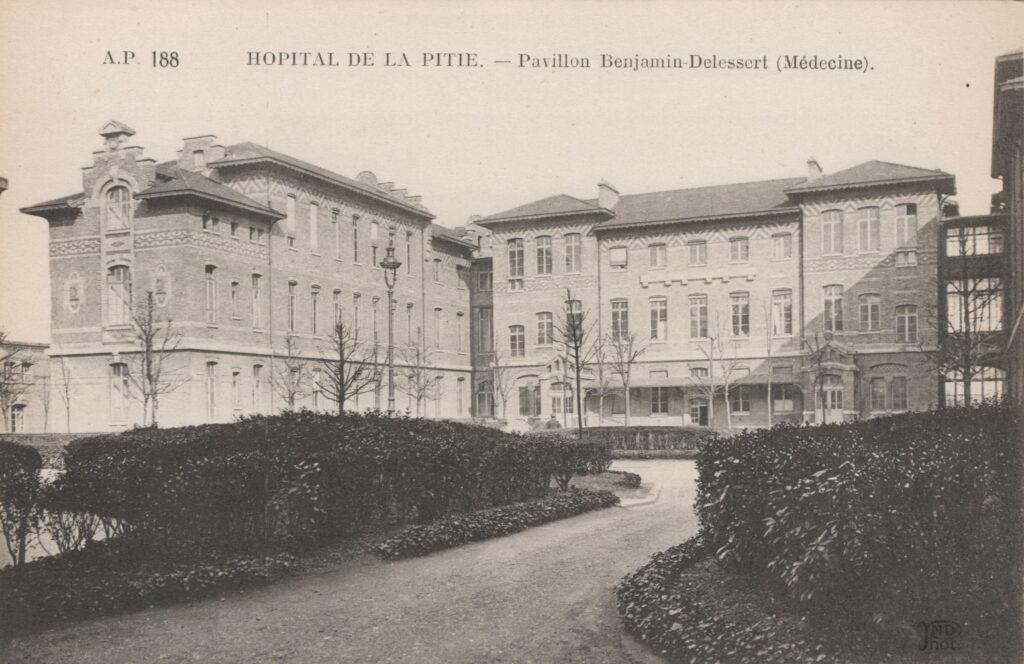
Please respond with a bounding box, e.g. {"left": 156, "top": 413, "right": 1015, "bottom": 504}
{"left": 689, "top": 397, "right": 709, "bottom": 426}
{"left": 820, "top": 375, "right": 845, "bottom": 424}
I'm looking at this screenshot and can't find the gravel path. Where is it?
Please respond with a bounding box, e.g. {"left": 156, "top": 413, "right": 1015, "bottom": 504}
{"left": 1, "top": 460, "right": 698, "bottom": 664}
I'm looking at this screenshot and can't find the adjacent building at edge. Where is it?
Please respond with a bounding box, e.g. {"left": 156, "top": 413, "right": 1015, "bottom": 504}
{"left": 18, "top": 121, "right": 1010, "bottom": 433}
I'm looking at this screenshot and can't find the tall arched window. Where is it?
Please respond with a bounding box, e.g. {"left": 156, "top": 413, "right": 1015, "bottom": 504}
{"left": 107, "top": 266, "right": 131, "bottom": 326}
{"left": 106, "top": 186, "right": 132, "bottom": 231}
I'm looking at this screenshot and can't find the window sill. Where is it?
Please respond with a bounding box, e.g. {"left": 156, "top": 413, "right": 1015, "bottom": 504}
{"left": 771, "top": 256, "right": 792, "bottom": 262}
{"left": 688, "top": 263, "right": 707, "bottom": 268}
{"left": 106, "top": 228, "right": 131, "bottom": 236}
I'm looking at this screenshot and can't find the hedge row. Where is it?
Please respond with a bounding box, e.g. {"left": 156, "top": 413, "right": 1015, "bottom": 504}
{"left": 373, "top": 488, "right": 619, "bottom": 559}
{"left": 616, "top": 535, "right": 708, "bottom": 659}
{"left": 0, "top": 538, "right": 295, "bottom": 636}
{"left": 605, "top": 470, "right": 642, "bottom": 488}
{"left": 54, "top": 411, "right": 610, "bottom": 551}
{"left": 696, "top": 403, "right": 1022, "bottom": 647}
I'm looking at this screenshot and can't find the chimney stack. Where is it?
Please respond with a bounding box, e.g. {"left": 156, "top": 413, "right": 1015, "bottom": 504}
{"left": 807, "top": 158, "right": 823, "bottom": 181}
{"left": 598, "top": 180, "right": 620, "bottom": 210}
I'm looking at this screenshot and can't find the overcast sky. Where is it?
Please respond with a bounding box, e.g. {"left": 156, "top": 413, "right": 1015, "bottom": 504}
{"left": 1, "top": 0, "right": 1020, "bottom": 342}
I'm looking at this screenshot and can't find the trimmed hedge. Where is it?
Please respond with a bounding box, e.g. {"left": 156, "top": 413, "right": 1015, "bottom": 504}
{"left": 0, "top": 538, "right": 295, "bottom": 635}
{"left": 616, "top": 535, "right": 708, "bottom": 658}
{"left": 56, "top": 411, "right": 610, "bottom": 550}
{"left": 696, "top": 404, "right": 1022, "bottom": 648}
{"left": 373, "top": 488, "right": 619, "bottom": 559}
{"left": 605, "top": 469, "right": 642, "bottom": 488}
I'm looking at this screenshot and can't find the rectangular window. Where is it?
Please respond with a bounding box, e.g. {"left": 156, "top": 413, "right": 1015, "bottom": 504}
{"left": 946, "top": 225, "right": 1005, "bottom": 256}
{"left": 352, "top": 218, "right": 360, "bottom": 262}
{"left": 252, "top": 365, "right": 262, "bottom": 411}
{"left": 689, "top": 295, "right": 708, "bottom": 338}
{"left": 822, "top": 210, "right": 843, "bottom": 254}
{"left": 433, "top": 259, "right": 441, "bottom": 282}
{"left": 508, "top": 238, "right": 524, "bottom": 290}
{"left": 772, "top": 233, "right": 793, "bottom": 259}
{"left": 518, "top": 385, "right": 541, "bottom": 417}
{"left": 649, "top": 244, "right": 666, "bottom": 269}
{"left": 947, "top": 278, "right": 1003, "bottom": 333}
{"left": 406, "top": 232, "right": 413, "bottom": 274}
{"left": 896, "top": 304, "right": 918, "bottom": 342}
{"left": 650, "top": 298, "right": 668, "bottom": 341}
{"left": 332, "top": 209, "right": 340, "bottom": 257}
{"left": 510, "top": 325, "right": 525, "bottom": 358}
{"left": 688, "top": 241, "right": 707, "bottom": 266}
{"left": 457, "top": 312, "right": 465, "bottom": 351}
{"left": 895, "top": 250, "right": 918, "bottom": 266}
{"left": 478, "top": 266, "right": 493, "bottom": 291}
{"left": 232, "top": 369, "right": 241, "bottom": 409}
{"left": 772, "top": 290, "right": 793, "bottom": 336}
{"left": 476, "top": 307, "right": 493, "bottom": 352}
{"left": 869, "top": 378, "right": 887, "bottom": 411}
{"left": 251, "top": 274, "right": 262, "bottom": 328}
{"left": 537, "top": 312, "right": 554, "bottom": 345}
{"left": 611, "top": 300, "right": 629, "bottom": 340}
{"left": 370, "top": 222, "right": 380, "bottom": 266}
{"left": 891, "top": 377, "right": 909, "bottom": 411}
{"left": 858, "top": 207, "right": 880, "bottom": 251}
{"left": 205, "top": 266, "right": 217, "bottom": 324}
{"left": 311, "top": 287, "right": 320, "bottom": 334}
{"left": 230, "top": 221, "right": 239, "bottom": 238}
{"left": 729, "top": 237, "right": 749, "bottom": 262}
{"left": 110, "top": 363, "right": 129, "bottom": 422}
{"left": 565, "top": 233, "right": 582, "bottom": 273}
{"left": 651, "top": 386, "right": 670, "bottom": 415}
{"left": 536, "top": 236, "right": 553, "bottom": 275}
{"left": 433, "top": 308, "right": 442, "bottom": 349}
{"left": 609, "top": 246, "right": 628, "bottom": 271}
{"left": 456, "top": 265, "right": 466, "bottom": 289}
{"left": 205, "top": 362, "right": 217, "bottom": 420}
{"left": 824, "top": 285, "right": 844, "bottom": 332}
{"left": 287, "top": 282, "right": 297, "bottom": 331}
{"left": 730, "top": 293, "right": 750, "bottom": 337}
{"left": 285, "top": 195, "right": 296, "bottom": 247}
{"left": 895, "top": 203, "right": 918, "bottom": 247}
{"left": 772, "top": 384, "right": 795, "bottom": 412}
{"left": 729, "top": 385, "right": 751, "bottom": 414}
{"left": 353, "top": 294, "right": 361, "bottom": 339}
{"left": 859, "top": 294, "right": 880, "bottom": 331}
{"left": 230, "top": 281, "right": 239, "bottom": 318}
{"left": 107, "top": 266, "right": 131, "bottom": 326}
{"left": 457, "top": 378, "right": 465, "bottom": 416}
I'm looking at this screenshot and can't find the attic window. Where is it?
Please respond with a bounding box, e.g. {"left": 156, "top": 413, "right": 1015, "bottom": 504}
{"left": 609, "top": 246, "right": 628, "bottom": 270}
{"left": 193, "top": 150, "right": 206, "bottom": 169}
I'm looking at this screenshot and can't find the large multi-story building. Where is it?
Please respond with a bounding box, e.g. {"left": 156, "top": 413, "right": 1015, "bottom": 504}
{"left": 22, "top": 122, "right": 475, "bottom": 432}
{"left": 21, "top": 121, "right": 1008, "bottom": 432}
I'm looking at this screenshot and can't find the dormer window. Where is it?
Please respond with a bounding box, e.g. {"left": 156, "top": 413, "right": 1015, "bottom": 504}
{"left": 193, "top": 150, "right": 206, "bottom": 169}
{"left": 106, "top": 186, "right": 132, "bottom": 231}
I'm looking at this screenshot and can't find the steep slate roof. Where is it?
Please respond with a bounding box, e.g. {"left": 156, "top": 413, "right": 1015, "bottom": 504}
{"left": 479, "top": 194, "right": 611, "bottom": 224}
{"left": 211, "top": 142, "right": 434, "bottom": 220}
{"left": 597, "top": 177, "right": 805, "bottom": 230}
{"left": 136, "top": 168, "right": 283, "bottom": 219}
{"left": 785, "top": 160, "right": 954, "bottom": 195}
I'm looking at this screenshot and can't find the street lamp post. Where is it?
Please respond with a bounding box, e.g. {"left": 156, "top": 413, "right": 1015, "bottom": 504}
{"left": 379, "top": 239, "right": 402, "bottom": 414}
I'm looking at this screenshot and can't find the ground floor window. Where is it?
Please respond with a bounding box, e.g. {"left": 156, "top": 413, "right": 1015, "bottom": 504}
{"left": 476, "top": 381, "right": 495, "bottom": 417}
{"left": 944, "top": 367, "right": 1005, "bottom": 406}
{"left": 519, "top": 384, "right": 541, "bottom": 417}
{"left": 110, "top": 362, "right": 129, "bottom": 423}
{"left": 689, "top": 397, "right": 708, "bottom": 426}
{"left": 891, "top": 376, "right": 909, "bottom": 411}
{"left": 728, "top": 385, "right": 751, "bottom": 414}
{"left": 772, "top": 384, "right": 796, "bottom": 412}
{"left": 9, "top": 404, "right": 25, "bottom": 432}
{"left": 869, "top": 377, "right": 886, "bottom": 412}
{"left": 651, "top": 387, "right": 670, "bottom": 415}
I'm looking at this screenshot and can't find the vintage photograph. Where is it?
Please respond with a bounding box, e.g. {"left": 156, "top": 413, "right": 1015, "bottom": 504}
{"left": 0, "top": 1, "right": 1021, "bottom": 662}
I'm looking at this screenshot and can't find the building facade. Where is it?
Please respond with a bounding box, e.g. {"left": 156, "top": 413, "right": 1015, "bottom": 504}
{"left": 24, "top": 121, "right": 1006, "bottom": 432}
{"left": 992, "top": 50, "right": 1023, "bottom": 407}
{"left": 0, "top": 340, "right": 49, "bottom": 433}
{"left": 475, "top": 160, "right": 964, "bottom": 429}
{"left": 23, "top": 122, "right": 474, "bottom": 432}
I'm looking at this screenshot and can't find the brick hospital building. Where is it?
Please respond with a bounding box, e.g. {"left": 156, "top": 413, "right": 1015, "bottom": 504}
{"left": 20, "top": 122, "right": 1008, "bottom": 432}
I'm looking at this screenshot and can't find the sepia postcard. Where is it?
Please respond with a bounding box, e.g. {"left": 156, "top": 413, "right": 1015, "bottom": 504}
{"left": 0, "top": 1, "right": 1021, "bottom": 662}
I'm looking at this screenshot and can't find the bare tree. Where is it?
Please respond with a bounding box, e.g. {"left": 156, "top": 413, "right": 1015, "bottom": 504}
{"left": 553, "top": 289, "right": 595, "bottom": 439}
{"left": 272, "top": 334, "right": 309, "bottom": 411}
{"left": 691, "top": 315, "right": 744, "bottom": 428}
{"left": 0, "top": 330, "right": 31, "bottom": 433}
{"left": 489, "top": 348, "right": 517, "bottom": 421}
{"left": 53, "top": 354, "right": 74, "bottom": 433}
{"left": 802, "top": 333, "right": 832, "bottom": 424}
{"left": 607, "top": 332, "right": 648, "bottom": 429}
{"left": 762, "top": 301, "right": 774, "bottom": 428}
{"left": 118, "top": 291, "right": 186, "bottom": 427}
{"left": 590, "top": 336, "right": 615, "bottom": 427}
{"left": 316, "top": 320, "right": 382, "bottom": 413}
{"left": 38, "top": 377, "right": 51, "bottom": 433}
{"left": 398, "top": 327, "right": 443, "bottom": 417}
{"left": 923, "top": 225, "right": 1005, "bottom": 405}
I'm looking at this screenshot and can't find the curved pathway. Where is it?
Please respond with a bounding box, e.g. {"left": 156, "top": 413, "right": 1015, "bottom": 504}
{"left": 2, "top": 460, "right": 698, "bottom": 663}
